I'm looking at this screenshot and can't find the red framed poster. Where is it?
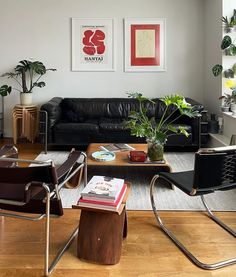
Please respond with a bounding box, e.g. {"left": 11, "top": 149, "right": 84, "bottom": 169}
{"left": 72, "top": 18, "right": 115, "bottom": 71}
{"left": 125, "top": 18, "right": 166, "bottom": 72}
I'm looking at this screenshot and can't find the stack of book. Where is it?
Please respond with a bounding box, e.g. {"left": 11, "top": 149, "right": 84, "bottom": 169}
{"left": 100, "top": 143, "right": 134, "bottom": 152}
{"left": 77, "top": 175, "right": 127, "bottom": 212}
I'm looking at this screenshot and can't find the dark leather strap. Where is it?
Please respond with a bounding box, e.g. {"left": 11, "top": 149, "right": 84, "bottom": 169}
{"left": 56, "top": 149, "right": 82, "bottom": 180}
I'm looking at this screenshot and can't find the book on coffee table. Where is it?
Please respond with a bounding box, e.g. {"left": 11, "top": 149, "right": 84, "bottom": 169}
{"left": 100, "top": 143, "right": 134, "bottom": 152}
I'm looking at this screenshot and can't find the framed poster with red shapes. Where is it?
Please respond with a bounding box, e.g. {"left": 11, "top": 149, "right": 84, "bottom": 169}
{"left": 125, "top": 18, "right": 166, "bottom": 72}
{"left": 72, "top": 18, "right": 115, "bottom": 71}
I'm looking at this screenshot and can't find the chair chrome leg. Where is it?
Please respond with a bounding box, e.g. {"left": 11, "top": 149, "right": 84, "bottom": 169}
{"left": 150, "top": 175, "right": 236, "bottom": 270}
{"left": 44, "top": 185, "right": 51, "bottom": 276}
{"left": 43, "top": 184, "right": 79, "bottom": 276}
{"left": 201, "top": 195, "right": 236, "bottom": 237}
{"left": 81, "top": 152, "right": 87, "bottom": 187}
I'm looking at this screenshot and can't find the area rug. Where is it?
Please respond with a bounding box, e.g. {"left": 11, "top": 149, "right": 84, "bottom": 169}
{"left": 36, "top": 151, "right": 236, "bottom": 211}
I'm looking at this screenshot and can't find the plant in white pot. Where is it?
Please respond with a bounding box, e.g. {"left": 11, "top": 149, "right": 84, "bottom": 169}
{"left": 221, "top": 11, "right": 236, "bottom": 33}
{"left": 0, "top": 60, "right": 56, "bottom": 105}
{"left": 219, "top": 93, "right": 231, "bottom": 112}
{"left": 125, "top": 93, "right": 199, "bottom": 161}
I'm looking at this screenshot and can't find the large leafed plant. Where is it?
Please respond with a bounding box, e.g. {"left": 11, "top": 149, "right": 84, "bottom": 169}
{"left": 0, "top": 60, "right": 56, "bottom": 97}
{"left": 125, "top": 93, "right": 199, "bottom": 145}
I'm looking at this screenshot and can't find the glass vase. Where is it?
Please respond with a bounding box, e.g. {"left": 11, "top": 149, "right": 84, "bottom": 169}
{"left": 147, "top": 140, "right": 164, "bottom": 161}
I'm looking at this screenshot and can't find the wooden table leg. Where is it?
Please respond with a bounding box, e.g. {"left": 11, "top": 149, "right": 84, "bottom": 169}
{"left": 77, "top": 208, "right": 127, "bottom": 265}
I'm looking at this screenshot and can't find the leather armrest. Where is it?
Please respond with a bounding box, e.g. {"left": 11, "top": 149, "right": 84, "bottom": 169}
{"left": 40, "top": 97, "right": 63, "bottom": 128}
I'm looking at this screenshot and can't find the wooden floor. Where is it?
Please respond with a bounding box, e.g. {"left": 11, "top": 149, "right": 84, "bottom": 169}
{"left": 0, "top": 141, "right": 236, "bottom": 276}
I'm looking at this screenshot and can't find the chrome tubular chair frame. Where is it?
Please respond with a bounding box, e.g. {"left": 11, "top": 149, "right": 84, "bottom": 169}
{"left": 0, "top": 150, "right": 87, "bottom": 276}
{"left": 150, "top": 174, "right": 236, "bottom": 270}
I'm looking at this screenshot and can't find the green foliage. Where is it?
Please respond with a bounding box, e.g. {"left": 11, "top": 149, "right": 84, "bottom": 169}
{"left": 125, "top": 93, "right": 199, "bottom": 145}
{"left": 219, "top": 94, "right": 233, "bottom": 106}
{"left": 212, "top": 64, "right": 223, "bottom": 77}
{"left": 221, "top": 15, "right": 236, "bottom": 28}
{"left": 0, "top": 85, "right": 11, "bottom": 97}
{"left": 221, "top": 35, "right": 232, "bottom": 50}
{"left": 0, "top": 59, "right": 56, "bottom": 96}
{"left": 212, "top": 35, "right": 236, "bottom": 76}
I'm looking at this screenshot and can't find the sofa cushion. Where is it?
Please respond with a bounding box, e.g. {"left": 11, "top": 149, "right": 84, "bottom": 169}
{"left": 54, "top": 122, "right": 99, "bottom": 134}
{"left": 60, "top": 99, "right": 85, "bottom": 122}
{"left": 99, "top": 118, "right": 126, "bottom": 132}
{"left": 60, "top": 98, "right": 156, "bottom": 121}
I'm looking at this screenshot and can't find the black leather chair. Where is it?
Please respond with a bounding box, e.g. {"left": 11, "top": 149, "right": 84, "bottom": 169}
{"left": 150, "top": 145, "right": 236, "bottom": 270}
{"left": 0, "top": 146, "right": 87, "bottom": 276}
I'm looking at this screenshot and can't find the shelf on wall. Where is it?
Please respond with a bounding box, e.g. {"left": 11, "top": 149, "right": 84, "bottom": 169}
{"left": 222, "top": 111, "right": 236, "bottom": 119}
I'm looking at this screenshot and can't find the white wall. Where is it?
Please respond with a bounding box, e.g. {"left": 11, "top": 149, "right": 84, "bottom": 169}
{"left": 203, "top": 0, "right": 222, "bottom": 115}
{"left": 222, "top": 0, "right": 236, "bottom": 96}
{"left": 0, "top": 0, "right": 205, "bottom": 137}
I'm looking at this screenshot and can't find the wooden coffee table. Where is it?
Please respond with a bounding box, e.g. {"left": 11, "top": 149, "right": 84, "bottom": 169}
{"left": 87, "top": 143, "right": 172, "bottom": 189}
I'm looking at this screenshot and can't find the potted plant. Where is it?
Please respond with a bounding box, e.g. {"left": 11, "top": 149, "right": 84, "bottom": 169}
{"left": 125, "top": 93, "right": 199, "bottom": 161}
{"left": 219, "top": 94, "right": 231, "bottom": 112}
{"left": 222, "top": 14, "right": 236, "bottom": 33}
{"left": 212, "top": 36, "right": 236, "bottom": 77}
{"left": 0, "top": 60, "right": 56, "bottom": 105}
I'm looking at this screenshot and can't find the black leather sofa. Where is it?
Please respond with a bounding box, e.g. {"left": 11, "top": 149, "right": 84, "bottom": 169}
{"left": 39, "top": 97, "right": 205, "bottom": 152}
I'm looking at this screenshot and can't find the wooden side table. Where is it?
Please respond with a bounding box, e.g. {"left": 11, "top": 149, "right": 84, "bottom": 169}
{"left": 73, "top": 185, "right": 130, "bottom": 265}
{"left": 12, "top": 104, "right": 38, "bottom": 144}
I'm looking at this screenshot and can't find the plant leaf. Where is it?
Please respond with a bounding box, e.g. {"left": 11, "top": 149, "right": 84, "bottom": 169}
{"left": 33, "top": 81, "right": 45, "bottom": 88}
{"left": 212, "top": 64, "right": 223, "bottom": 77}
{"left": 221, "top": 35, "right": 232, "bottom": 50}
{"left": 168, "top": 125, "right": 178, "bottom": 133}
{"left": 0, "top": 85, "right": 12, "bottom": 97}
{"left": 178, "top": 126, "right": 189, "bottom": 137}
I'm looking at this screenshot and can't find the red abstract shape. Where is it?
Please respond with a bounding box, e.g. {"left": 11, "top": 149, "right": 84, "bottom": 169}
{"left": 82, "top": 29, "right": 105, "bottom": 55}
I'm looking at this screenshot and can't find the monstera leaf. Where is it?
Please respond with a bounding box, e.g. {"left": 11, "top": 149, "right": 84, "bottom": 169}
{"left": 221, "top": 35, "right": 232, "bottom": 50}
{"left": 212, "top": 64, "right": 223, "bottom": 77}
{"left": 0, "top": 85, "right": 11, "bottom": 97}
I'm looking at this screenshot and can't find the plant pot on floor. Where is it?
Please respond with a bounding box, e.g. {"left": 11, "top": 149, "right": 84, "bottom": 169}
{"left": 20, "top": 93, "right": 32, "bottom": 105}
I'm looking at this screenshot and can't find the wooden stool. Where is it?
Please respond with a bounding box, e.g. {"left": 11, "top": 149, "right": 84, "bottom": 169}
{"left": 77, "top": 208, "right": 127, "bottom": 264}
{"left": 12, "top": 105, "right": 38, "bottom": 144}
{"left": 74, "top": 185, "right": 130, "bottom": 265}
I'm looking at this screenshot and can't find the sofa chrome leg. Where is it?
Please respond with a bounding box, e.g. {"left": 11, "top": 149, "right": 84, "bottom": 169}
{"left": 149, "top": 175, "right": 236, "bottom": 270}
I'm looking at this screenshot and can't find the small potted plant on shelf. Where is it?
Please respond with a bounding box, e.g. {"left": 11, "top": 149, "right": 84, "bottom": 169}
{"left": 0, "top": 60, "right": 56, "bottom": 105}
{"left": 222, "top": 14, "right": 236, "bottom": 33}
{"left": 219, "top": 94, "right": 231, "bottom": 112}
{"left": 125, "top": 93, "right": 199, "bottom": 161}
{"left": 212, "top": 36, "right": 236, "bottom": 77}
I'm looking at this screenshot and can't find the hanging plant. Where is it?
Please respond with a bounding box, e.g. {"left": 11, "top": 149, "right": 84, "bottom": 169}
{"left": 212, "top": 64, "right": 223, "bottom": 77}
{"left": 221, "top": 35, "right": 232, "bottom": 50}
